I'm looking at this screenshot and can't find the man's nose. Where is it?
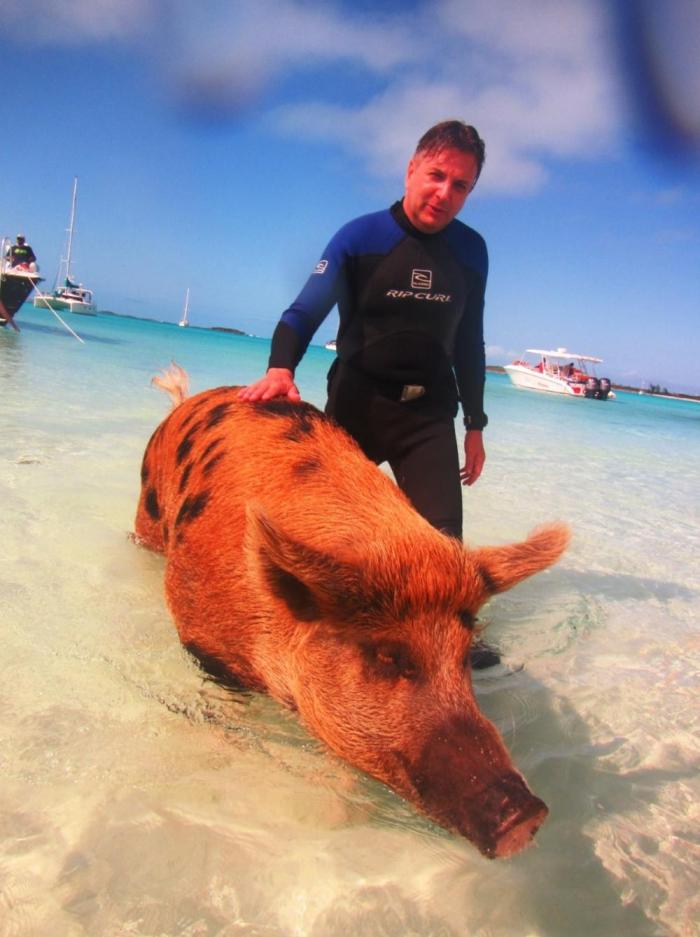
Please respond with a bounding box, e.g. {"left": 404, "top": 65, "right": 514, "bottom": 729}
{"left": 435, "top": 180, "right": 452, "bottom": 201}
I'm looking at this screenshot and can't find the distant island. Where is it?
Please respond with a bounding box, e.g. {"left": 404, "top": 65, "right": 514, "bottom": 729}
{"left": 95, "top": 315, "right": 698, "bottom": 401}
{"left": 100, "top": 309, "right": 246, "bottom": 336}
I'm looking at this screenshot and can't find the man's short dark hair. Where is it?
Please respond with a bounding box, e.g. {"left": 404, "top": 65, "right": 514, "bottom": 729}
{"left": 415, "top": 120, "right": 486, "bottom": 181}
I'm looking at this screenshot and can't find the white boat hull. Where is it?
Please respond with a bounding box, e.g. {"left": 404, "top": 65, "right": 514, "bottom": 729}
{"left": 34, "top": 296, "right": 97, "bottom": 315}
{"left": 504, "top": 364, "right": 585, "bottom": 396}
{"left": 504, "top": 348, "right": 615, "bottom": 400}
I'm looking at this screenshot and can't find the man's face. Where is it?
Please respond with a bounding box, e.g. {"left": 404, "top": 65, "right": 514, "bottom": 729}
{"left": 403, "top": 147, "right": 479, "bottom": 234}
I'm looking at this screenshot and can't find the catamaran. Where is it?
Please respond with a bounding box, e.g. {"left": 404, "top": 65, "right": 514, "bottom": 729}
{"left": 34, "top": 177, "right": 97, "bottom": 316}
{"left": 504, "top": 348, "right": 615, "bottom": 400}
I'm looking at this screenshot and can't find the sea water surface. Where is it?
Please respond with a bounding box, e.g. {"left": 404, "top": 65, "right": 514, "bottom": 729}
{"left": 2, "top": 307, "right": 699, "bottom": 937}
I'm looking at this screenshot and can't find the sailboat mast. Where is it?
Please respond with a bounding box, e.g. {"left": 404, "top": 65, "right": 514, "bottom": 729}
{"left": 181, "top": 287, "right": 190, "bottom": 326}
{"left": 65, "top": 176, "right": 78, "bottom": 281}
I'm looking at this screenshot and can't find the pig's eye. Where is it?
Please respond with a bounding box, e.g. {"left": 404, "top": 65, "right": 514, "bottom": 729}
{"left": 364, "top": 642, "right": 417, "bottom": 680}
{"left": 458, "top": 610, "right": 475, "bottom": 630}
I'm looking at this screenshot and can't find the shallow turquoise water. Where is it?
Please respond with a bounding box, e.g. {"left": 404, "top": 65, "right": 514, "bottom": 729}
{"left": 1, "top": 306, "right": 699, "bottom": 936}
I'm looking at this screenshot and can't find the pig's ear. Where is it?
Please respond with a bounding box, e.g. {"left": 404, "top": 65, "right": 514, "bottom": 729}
{"left": 471, "top": 523, "right": 570, "bottom": 596}
{"left": 246, "top": 506, "right": 369, "bottom": 621}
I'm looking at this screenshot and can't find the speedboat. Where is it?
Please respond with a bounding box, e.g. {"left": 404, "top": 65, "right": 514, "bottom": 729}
{"left": 324, "top": 339, "right": 337, "bottom": 351}
{"left": 504, "top": 348, "right": 615, "bottom": 400}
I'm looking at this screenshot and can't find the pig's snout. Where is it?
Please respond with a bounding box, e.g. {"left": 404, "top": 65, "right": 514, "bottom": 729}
{"left": 480, "top": 776, "right": 548, "bottom": 858}
{"left": 408, "top": 718, "right": 548, "bottom": 858}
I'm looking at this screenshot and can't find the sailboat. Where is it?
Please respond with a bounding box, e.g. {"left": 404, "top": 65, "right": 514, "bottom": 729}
{"left": 178, "top": 288, "right": 190, "bottom": 327}
{"left": 34, "top": 177, "right": 97, "bottom": 316}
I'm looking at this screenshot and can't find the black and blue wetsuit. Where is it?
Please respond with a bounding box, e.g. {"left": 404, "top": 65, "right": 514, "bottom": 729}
{"left": 268, "top": 199, "right": 488, "bottom": 539}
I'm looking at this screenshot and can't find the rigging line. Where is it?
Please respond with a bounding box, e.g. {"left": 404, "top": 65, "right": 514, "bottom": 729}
{"left": 32, "top": 280, "right": 86, "bottom": 344}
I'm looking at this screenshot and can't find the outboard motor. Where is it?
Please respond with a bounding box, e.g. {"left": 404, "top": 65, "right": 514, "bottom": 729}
{"left": 598, "top": 377, "right": 612, "bottom": 400}
{"left": 585, "top": 377, "right": 600, "bottom": 399}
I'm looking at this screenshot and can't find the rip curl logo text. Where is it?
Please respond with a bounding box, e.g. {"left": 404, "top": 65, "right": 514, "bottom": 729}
{"left": 384, "top": 267, "right": 451, "bottom": 302}
{"left": 386, "top": 290, "right": 452, "bottom": 302}
{"left": 411, "top": 269, "right": 432, "bottom": 289}
{"left": 313, "top": 260, "right": 328, "bottom": 275}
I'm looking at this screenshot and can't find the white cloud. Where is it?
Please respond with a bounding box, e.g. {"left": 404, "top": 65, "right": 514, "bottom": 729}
{"left": 1, "top": 0, "right": 626, "bottom": 194}
{"left": 0, "top": 0, "right": 154, "bottom": 43}
{"left": 155, "top": 0, "right": 423, "bottom": 120}
{"left": 486, "top": 344, "right": 519, "bottom": 362}
{"left": 202, "top": 0, "right": 415, "bottom": 73}
{"left": 263, "top": 0, "right": 624, "bottom": 193}
{"left": 437, "top": 0, "right": 605, "bottom": 62}
{"left": 269, "top": 80, "right": 552, "bottom": 193}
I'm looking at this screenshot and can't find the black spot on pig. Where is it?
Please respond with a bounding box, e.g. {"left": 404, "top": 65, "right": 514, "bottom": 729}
{"left": 175, "top": 490, "right": 210, "bottom": 527}
{"left": 202, "top": 451, "right": 225, "bottom": 476}
{"left": 200, "top": 437, "right": 224, "bottom": 461}
{"left": 145, "top": 487, "right": 160, "bottom": 520}
{"left": 292, "top": 457, "right": 321, "bottom": 478}
{"left": 206, "top": 403, "right": 232, "bottom": 429}
{"left": 179, "top": 461, "right": 194, "bottom": 493}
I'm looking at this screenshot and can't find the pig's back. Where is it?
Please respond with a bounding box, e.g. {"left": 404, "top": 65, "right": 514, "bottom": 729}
{"left": 136, "top": 387, "right": 423, "bottom": 559}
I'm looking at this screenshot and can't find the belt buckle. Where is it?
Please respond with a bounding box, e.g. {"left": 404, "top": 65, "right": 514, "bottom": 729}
{"left": 400, "top": 384, "right": 426, "bottom": 402}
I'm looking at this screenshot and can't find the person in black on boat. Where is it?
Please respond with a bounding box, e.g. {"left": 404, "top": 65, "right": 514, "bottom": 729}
{"left": 7, "top": 234, "right": 37, "bottom": 268}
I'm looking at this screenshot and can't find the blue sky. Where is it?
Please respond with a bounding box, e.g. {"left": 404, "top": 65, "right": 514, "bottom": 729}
{"left": 1, "top": 0, "right": 699, "bottom": 393}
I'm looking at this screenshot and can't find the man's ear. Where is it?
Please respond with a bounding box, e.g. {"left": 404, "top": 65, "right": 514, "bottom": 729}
{"left": 405, "top": 156, "right": 417, "bottom": 189}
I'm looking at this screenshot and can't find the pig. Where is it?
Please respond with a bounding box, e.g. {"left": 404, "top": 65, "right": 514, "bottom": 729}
{"left": 135, "top": 363, "right": 570, "bottom": 859}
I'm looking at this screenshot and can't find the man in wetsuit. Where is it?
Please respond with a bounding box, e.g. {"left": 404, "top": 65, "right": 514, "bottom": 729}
{"left": 7, "top": 234, "right": 37, "bottom": 268}
{"left": 240, "top": 120, "right": 488, "bottom": 542}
